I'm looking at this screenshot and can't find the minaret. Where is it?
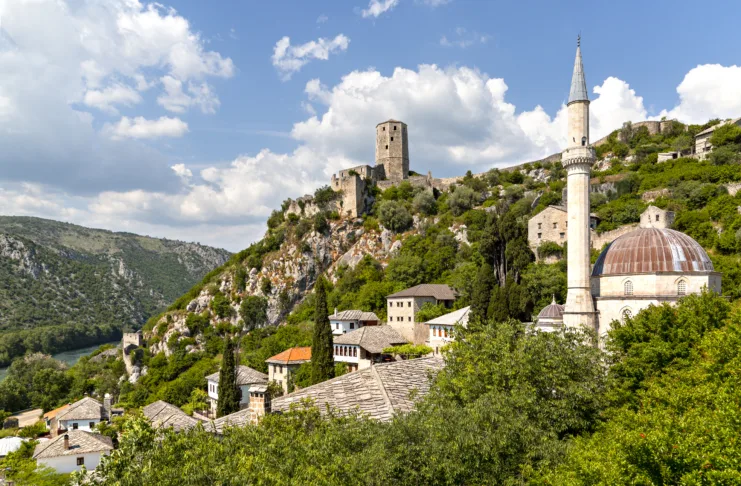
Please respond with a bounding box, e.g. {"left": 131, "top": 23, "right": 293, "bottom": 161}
{"left": 562, "top": 36, "right": 597, "bottom": 332}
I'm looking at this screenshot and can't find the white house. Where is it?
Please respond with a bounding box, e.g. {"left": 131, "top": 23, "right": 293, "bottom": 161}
{"left": 424, "top": 306, "right": 470, "bottom": 356}
{"left": 206, "top": 365, "right": 268, "bottom": 417}
{"left": 56, "top": 397, "right": 109, "bottom": 433}
{"left": 386, "top": 284, "right": 457, "bottom": 344}
{"left": 333, "top": 325, "right": 407, "bottom": 372}
{"left": 265, "top": 346, "right": 312, "bottom": 394}
{"left": 33, "top": 430, "right": 113, "bottom": 474}
{"left": 329, "top": 309, "right": 380, "bottom": 336}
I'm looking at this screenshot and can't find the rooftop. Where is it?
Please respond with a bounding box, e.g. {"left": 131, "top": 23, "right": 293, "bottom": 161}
{"left": 266, "top": 346, "right": 312, "bottom": 365}
{"left": 271, "top": 357, "right": 444, "bottom": 421}
{"left": 334, "top": 325, "right": 407, "bottom": 354}
{"left": 387, "top": 284, "right": 457, "bottom": 301}
{"left": 0, "top": 437, "right": 25, "bottom": 457}
{"left": 425, "top": 306, "right": 470, "bottom": 326}
{"left": 43, "top": 404, "right": 71, "bottom": 421}
{"left": 696, "top": 117, "right": 741, "bottom": 137}
{"left": 568, "top": 39, "right": 589, "bottom": 104}
{"left": 329, "top": 309, "right": 380, "bottom": 322}
{"left": 57, "top": 397, "right": 105, "bottom": 422}
{"left": 537, "top": 297, "right": 565, "bottom": 320}
{"left": 206, "top": 365, "right": 268, "bottom": 386}
{"left": 142, "top": 400, "right": 204, "bottom": 433}
{"left": 32, "top": 430, "right": 113, "bottom": 459}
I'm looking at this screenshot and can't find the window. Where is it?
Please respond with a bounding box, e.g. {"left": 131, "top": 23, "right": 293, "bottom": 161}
{"left": 553, "top": 222, "right": 557, "bottom": 229}
{"left": 624, "top": 280, "right": 633, "bottom": 296}
{"left": 656, "top": 214, "right": 660, "bottom": 222}
{"left": 389, "top": 302, "right": 392, "bottom": 307}
{"left": 351, "top": 322, "right": 355, "bottom": 329}
{"left": 394, "top": 126, "right": 397, "bottom": 130}
{"left": 581, "top": 136, "right": 587, "bottom": 146}
{"left": 77, "top": 457, "right": 85, "bottom": 466}
{"left": 390, "top": 137, "right": 394, "bottom": 141}
{"left": 678, "top": 280, "right": 687, "bottom": 295}
{"left": 385, "top": 145, "right": 388, "bottom": 149}
{"left": 73, "top": 423, "right": 78, "bottom": 430}
{"left": 89, "top": 422, "right": 95, "bottom": 429}
{"left": 537, "top": 233, "right": 542, "bottom": 239}
{"left": 538, "top": 222, "right": 542, "bottom": 229}
{"left": 382, "top": 127, "right": 385, "bottom": 131}
{"left": 560, "top": 232, "right": 565, "bottom": 239}
{"left": 444, "top": 328, "right": 449, "bottom": 338}
{"left": 408, "top": 316, "right": 412, "bottom": 322}
{"left": 407, "top": 301, "right": 411, "bottom": 307}
{"left": 353, "top": 347, "right": 357, "bottom": 357}
{"left": 622, "top": 309, "right": 632, "bottom": 322}
{"left": 388, "top": 316, "right": 392, "bottom": 322}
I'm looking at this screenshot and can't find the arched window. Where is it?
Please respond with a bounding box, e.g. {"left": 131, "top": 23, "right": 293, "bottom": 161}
{"left": 581, "top": 136, "right": 587, "bottom": 146}
{"left": 678, "top": 280, "right": 687, "bottom": 296}
{"left": 622, "top": 308, "right": 632, "bottom": 322}
{"left": 353, "top": 347, "right": 357, "bottom": 357}
{"left": 624, "top": 280, "right": 633, "bottom": 296}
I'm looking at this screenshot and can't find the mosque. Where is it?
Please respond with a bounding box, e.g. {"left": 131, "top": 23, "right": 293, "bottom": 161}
{"left": 536, "top": 39, "right": 722, "bottom": 339}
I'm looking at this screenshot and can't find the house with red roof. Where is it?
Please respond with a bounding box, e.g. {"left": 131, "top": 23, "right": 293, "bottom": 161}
{"left": 265, "top": 347, "right": 311, "bottom": 394}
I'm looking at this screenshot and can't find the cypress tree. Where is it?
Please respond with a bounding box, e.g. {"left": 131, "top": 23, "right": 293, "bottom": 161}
{"left": 216, "top": 337, "right": 240, "bottom": 418}
{"left": 470, "top": 262, "right": 495, "bottom": 325}
{"left": 311, "top": 275, "right": 335, "bottom": 384}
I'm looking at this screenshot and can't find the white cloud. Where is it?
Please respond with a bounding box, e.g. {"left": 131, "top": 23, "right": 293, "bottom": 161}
{"left": 418, "top": 0, "right": 452, "bottom": 6}
{"left": 361, "top": 0, "right": 399, "bottom": 18}
{"left": 171, "top": 163, "right": 192, "bottom": 182}
{"left": 157, "top": 76, "right": 220, "bottom": 114}
{"left": 83, "top": 83, "right": 142, "bottom": 114}
{"left": 440, "top": 28, "right": 490, "bottom": 48}
{"left": 104, "top": 116, "right": 189, "bottom": 140}
{"left": 659, "top": 64, "right": 741, "bottom": 124}
{"left": 317, "top": 14, "right": 329, "bottom": 24}
{"left": 272, "top": 34, "right": 350, "bottom": 81}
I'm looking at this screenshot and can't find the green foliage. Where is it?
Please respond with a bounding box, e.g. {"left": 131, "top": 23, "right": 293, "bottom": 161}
{"left": 414, "top": 302, "right": 449, "bottom": 323}
{"left": 709, "top": 122, "right": 741, "bottom": 148}
{"left": 362, "top": 216, "right": 380, "bottom": 232}
{"left": 470, "top": 262, "right": 494, "bottom": 325}
{"left": 536, "top": 241, "right": 564, "bottom": 259}
{"left": 313, "top": 212, "right": 329, "bottom": 234}
{"left": 210, "top": 292, "right": 234, "bottom": 319}
{"left": 240, "top": 323, "right": 312, "bottom": 374}
{"left": 216, "top": 338, "right": 240, "bottom": 418}
{"left": 266, "top": 209, "right": 284, "bottom": 229}
{"left": 709, "top": 144, "right": 741, "bottom": 165}
{"left": 0, "top": 439, "right": 67, "bottom": 485}
{"left": 239, "top": 296, "right": 268, "bottom": 332}
{"left": 377, "top": 200, "right": 413, "bottom": 232}
{"left": 380, "top": 181, "right": 417, "bottom": 202}
{"left": 181, "top": 388, "right": 210, "bottom": 416}
{"left": 522, "top": 262, "right": 567, "bottom": 314}
{"left": 595, "top": 195, "right": 646, "bottom": 232}
{"left": 411, "top": 190, "right": 437, "bottom": 216}
{"left": 313, "top": 185, "right": 338, "bottom": 206}
{"left": 448, "top": 185, "right": 478, "bottom": 216}
{"left": 185, "top": 313, "right": 209, "bottom": 336}
{"left": 310, "top": 276, "right": 334, "bottom": 385}
{"left": 260, "top": 277, "right": 272, "bottom": 295}
{"left": 382, "top": 344, "right": 432, "bottom": 359}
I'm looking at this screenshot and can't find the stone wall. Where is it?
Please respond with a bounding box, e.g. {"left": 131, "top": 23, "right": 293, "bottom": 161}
{"left": 641, "top": 188, "right": 670, "bottom": 202}
{"left": 591, "top": 224, "right": 638, "bottom": 251}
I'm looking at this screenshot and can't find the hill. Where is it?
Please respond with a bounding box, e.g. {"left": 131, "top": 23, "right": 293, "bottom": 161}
{"left": 0, "top": 216, "right": 230, "bottom": 365}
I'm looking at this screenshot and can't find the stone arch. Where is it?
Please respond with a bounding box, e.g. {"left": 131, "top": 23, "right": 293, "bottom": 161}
{"left": 620, "top": 306, "right": 633, "bottom": 323}
{"left": 623, "top": 279, "right": 633, "bottom": 296}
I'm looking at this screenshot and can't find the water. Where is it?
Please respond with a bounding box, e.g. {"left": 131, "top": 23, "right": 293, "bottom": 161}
{"left": 0, "top": 341, "right": 119, "bottom": 381}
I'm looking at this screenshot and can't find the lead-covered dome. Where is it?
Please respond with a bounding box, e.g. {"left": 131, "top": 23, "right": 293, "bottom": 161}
{"left": 592, "top": 228, "right": 714, "bottom": 277}
{"left": 537, "top": 297, "right": 565, "bottom": 320}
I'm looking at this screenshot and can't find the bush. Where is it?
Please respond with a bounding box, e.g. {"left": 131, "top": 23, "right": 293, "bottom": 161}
{"left": 709, "top": 122, "right": 741, "bottom": 147}
{"left": 537, "top": 241, "right": 564, "bottom": 259}
{"left": 708, "top": 145, "right": 740, "bottom": 165}
{"left": 267, "top": 210, "right": 284, "bottom": 230}
{"left": 211, "top": 292, "right": 234, "bottom": 319}
{"left": 260, "top": 278, "right": 272, "bottom": 295}
{"left": 313, "top": 212, "right": 329, "bottom": 234}
{"left": 294, "top": 219, "right": 311, "bottom": 239}
{"left": 448, "top": 186, "right": 478, "bottom": 216}
{"left": 313, "top": 185, "right": 338, "bottom": 206}
{"left": 412, "top": 191, "right": 437, "bottom": 216}
{"left": 377, "top": 201, "right": 413, "bottom": 232}
{"left": 363, "top": 216, "right": 380, "bottom": 232}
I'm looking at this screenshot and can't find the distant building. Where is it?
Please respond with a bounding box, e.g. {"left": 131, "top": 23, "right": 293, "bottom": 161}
{"left": 333, "top": 325, "right": 407, "bottom": 372}
{"left": 142, "top": 401, "right": 205, "bottom": 433}
{"left": 55, "top": 396, "right": 118, "bottom": 435}
{"left": 534, "top": 297, "right": 565, "bottom": 333}
{"left": 527, "top": 205, "right": 598, "bottom": 252}
{"left": 640, "top": 205, "right": 674, "bottom": 229}
{"left": 205, "top": 365, "right": 268, "bottom": 417}
{"left": 329, "top": 309, "right": 380, "bottom": 335}
{"left": 265, "top": 347, "right": 312, "bottom": 394}
{"left": 272, "top": 357, "right": 444, "bottom": 421}
{"left": 424, "top": 306, "right": 470, "bottom": 356}
{"left": 657, "top": 151, "right": 679, "bottom": 162}
{"left": 33, "top": 430, "right": 113, "bottom": 474}
{"left": 386, "top": 284, "right": 457, "bottom": 343}
{"left": 695, "top": 117, "right": 741, "bottom": 159}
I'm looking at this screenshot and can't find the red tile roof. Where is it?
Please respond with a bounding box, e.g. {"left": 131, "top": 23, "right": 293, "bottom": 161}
{"left": 265, "top": 347, "right": 311, "bottom": 365}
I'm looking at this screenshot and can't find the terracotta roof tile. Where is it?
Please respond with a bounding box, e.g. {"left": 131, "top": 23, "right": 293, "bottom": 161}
{"left": 265, "top": 347, "right": 312, "bottom": 365}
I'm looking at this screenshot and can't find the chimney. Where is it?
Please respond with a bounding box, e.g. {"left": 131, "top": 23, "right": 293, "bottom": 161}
{"left": 103, "top": 393, "right": 112, "bottom": 420}
{"left": 334, "top": 308, "right": 338, "bottom": 316}
{"left": 63, "top": 434, "right": 69, "bottom": 451}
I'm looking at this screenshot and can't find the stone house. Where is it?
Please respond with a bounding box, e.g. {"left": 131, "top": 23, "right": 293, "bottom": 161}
{"left": 386, "top": 284, "right": 458, "bottom": 343}
{"left": 640, "top": 205, "right": 674, "bottom": 229}
{"left": 206, "top": 365, "right": 268, "bottom": 417}
{"left": 265, "top": 346, "right": 312, "bottom": 394}
{"left": 33, "top": 430, "right": 113, "bottom": 474}
{"left": 55, "top": 396, "right": 117, "bottom": 435}
{"left": 143, "top": 401, "right": 205, "bottom": 432}
{"left": 657, "top": 151, "right": 679, "bottom": 162}
{"left": 695, "top": 117, "right": 741, "bottom": 159}
{"left": 528, "top": 205, "right": 598, "bottom": 251}
{"left": 424, "top": 306, "right": 470, "bottom": 356}
{"left": 333, "top": 325, "right": 407, "bottom": 372}
{"left": 329, "top": 309, "right": 380, "bottom": 336}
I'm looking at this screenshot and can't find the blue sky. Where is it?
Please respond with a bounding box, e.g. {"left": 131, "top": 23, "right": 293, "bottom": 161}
{"left": 0, "top": 0, "right": 740, "bottom": 250}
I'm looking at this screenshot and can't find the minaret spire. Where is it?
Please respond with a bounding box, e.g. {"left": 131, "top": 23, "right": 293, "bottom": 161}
{"left": 569, "top": 35, "right": 588, "bottom": 104}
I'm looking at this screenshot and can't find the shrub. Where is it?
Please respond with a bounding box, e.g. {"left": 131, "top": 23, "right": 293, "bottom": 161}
{"left": 448, "top": 186, "right": 478, "bottom": 216}
{"left": 211, "top": 292, "right": 234, "bottom": 319}
{"left": 313, "top": 185, "right": 338, "bottom": 206}
{"left": 709, "top": 123, "right": 741, "bottom": 147}
{"left": 363, "top": 216, "right": 380, "bottom": 232}
{"left": 708, "top": 145, "right": 740, "bottom": 165}
{"left": 267, "top": 210, "right": 284, "bottom": 230}
{"left": 412, "top": 191, "right": 437, "bottom": 216}
{"left": 260, "top": 278, "right": 272, "bottom": 295}
{"left": 377, "top": 201, "right": 413, "bottom": 232}
{"left": 537, "top": 241, "right": 564, "bottom": 259}
{"left": 294, "top": 219, "right": 311, "bottom": 239}
{"left": 313, "top": 212, "right": 329, "bottom": 234}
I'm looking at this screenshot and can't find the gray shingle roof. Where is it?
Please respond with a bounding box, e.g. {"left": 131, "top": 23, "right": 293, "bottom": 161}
{"left": 387, "top": 284, "right": 457, "bottom": 301}
{"left": 271, "top": 357, "right": 444, "bottom": 421}
{"left": 56, "top": 397, "right": 104, "bottom": 422}
{"left": 696, "top": 117, "right": 741, "bottom": 137}
{"left": 333, "top": 325, "right": 407, "bottom": 354}
{"left": 142, "top": 400, "right": 204, "bottom": 433}
{"left": 329, "top": 310, "right": 380, "bottom": 322}
{"left": 32, "top": 430, "right": 113, "bottom": 459}
{"left": 205, "top": 365, "right": 268, "bottom": 386}
{"left": 211, "top": 408, "right": 255, "bottom": 434}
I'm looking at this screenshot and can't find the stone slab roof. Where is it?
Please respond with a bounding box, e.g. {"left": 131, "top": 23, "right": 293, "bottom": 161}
{"left": 206, "top": 365, "right": 268, "bottom": 386}
{"left": 57, "top": 397, "right": 104, "bottom": 422}
{"left": 266, "top": 347, "right": 311, "bottom": 365}
{"left": 334, "top": 325, "right": 407, "bottom": 354}
{"left": 142, "top": 400, "right": 204, "bottom": 433}
{"left": 211, "top": 408, "right": 254, "bottom": 434}
{"left": 33, "top": 429, "right": 113, "bottom": 459}
{"left": 425, "top": 306, "right": 470, "bottom": 326}
{"left": 696, "top": 117, "right": 741, "bottom": 137}
{"left": 43, "top": 404, "right": 71, "bottom": 421}
{"left": 387, "top": 284, "right": 457, "bottom": 301}
{"left": 329, "top": 310, "right": 380, "bottom": 322}
{"left": 271, "top": 357, "right": 444, "bottom": 421}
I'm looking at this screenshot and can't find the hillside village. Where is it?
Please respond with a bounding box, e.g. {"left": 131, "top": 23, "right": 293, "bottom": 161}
{"left": 3, "top": 42, "right": 741, "bottom": 484}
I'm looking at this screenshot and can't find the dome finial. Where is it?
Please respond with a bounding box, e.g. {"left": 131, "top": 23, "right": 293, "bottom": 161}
{"left": 577, "top": 33, "right": 580, "bottom": 48}
{"left": 551, "top": 294, "right": 557, "bottom": 305}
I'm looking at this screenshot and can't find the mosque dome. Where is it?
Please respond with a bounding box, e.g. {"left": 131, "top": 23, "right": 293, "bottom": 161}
{"left": 537, "top": 298, "right": 565, "bottom": 320}
{"left": 592, "top": 228, "right": 714, "bottom": 277}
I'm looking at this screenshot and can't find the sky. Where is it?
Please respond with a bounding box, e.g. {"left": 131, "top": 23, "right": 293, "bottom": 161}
{"left": 1, "top": 0, "right": 741, "bottom": 252}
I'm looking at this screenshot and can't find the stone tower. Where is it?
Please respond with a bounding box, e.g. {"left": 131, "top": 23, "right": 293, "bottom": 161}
{"left": 375, "top": 120, "right": 409, "bottom": 181}
{"left": 562, "top": 37, "right": 598, "bottom": 332}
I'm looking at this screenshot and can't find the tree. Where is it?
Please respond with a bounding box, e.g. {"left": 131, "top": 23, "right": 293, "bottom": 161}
{"left": 310, "top": 276, "right": 334, "bottom": 385}
{"left": 469, "top": 262, "right": 495, "bottom": 325}
{"left": 709, "top": 122, "right": 741, "bottom": 147}
{"left": 412, "top": 191, "right": 437, "bottom": 216}
{"left": 216, "top": 337, "right": 240, "bottom": 418}
{"left": 377, "top": 200, "right": 413, "bottom": 232}
{"left": 448, "top": 186, "right": 478, "bottom": 216}
{"left": 313, "top": 212, "right": 329, "bottom": 234}
{"left": 182, "top": 388, "right": 210, "bottom": 416}
{"left": 239, "top": 296, "right": 268, "bottom": 332}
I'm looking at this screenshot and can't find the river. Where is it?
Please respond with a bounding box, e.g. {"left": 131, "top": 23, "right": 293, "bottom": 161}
{"left": 0, "top": 341, "right": 119, "bottom": 382}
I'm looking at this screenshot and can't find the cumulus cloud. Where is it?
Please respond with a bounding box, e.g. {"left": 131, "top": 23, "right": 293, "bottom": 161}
{"left": 104, "top": 116, "right": 189, "bottom": 140}
{"left": 659, "top": 64, "right": 741, "bottom": 124}
{"left": 362, "top": 0, "right": 400, "bottom": 18}
{"left": 157, "top": 76, "right": 220, "bottom": 114}
{"left": 440, "top": 28, "right": 490, "bottom": 48}
{"left": 272, "top": 34, "right": 350, "bottom": 81}
{"left": 83, "top": 84, "right": 142, "bottom": 114}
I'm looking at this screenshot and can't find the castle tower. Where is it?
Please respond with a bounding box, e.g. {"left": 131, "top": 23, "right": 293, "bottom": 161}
{"left": 562, "top": 37, "right": 598, "bottom": 332}
{"left": 375, "top": 120, "right": 409, "bottom": 181}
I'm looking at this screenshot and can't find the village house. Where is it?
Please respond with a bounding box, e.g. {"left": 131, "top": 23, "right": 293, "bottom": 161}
{"left": 329, "top": 309, "right": 380, "bottom": 335}
{"left": 640, "top": 205, "right": 674, "bottom": 229}
{"left": 54, "top": 395, "right": 119, "bottom": 435}
{"left": 695, "top": 117, "right": 741, "bottom": 159}
{"left": 266, "top": 346, "right": 312, "bottom": 394}
{"left": 333, "top": 325, "right": 407, "bottom": 372}
{"left": 32, "top": 430, "right": 113, "bottom": 474}
{"left": 425, "top": 306, "right": 470, "bottom": 356}
{"left": 206, "top": 365, "right": 268, "bottom": 417}
{"left": 527, "top": 205, "right": 599, "bottom": 251}
{"left": 386, "top": 284, "right": 458, "bottom": 343}
{"left": 142, "top": 401, "right": 206, "bottom": 433}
